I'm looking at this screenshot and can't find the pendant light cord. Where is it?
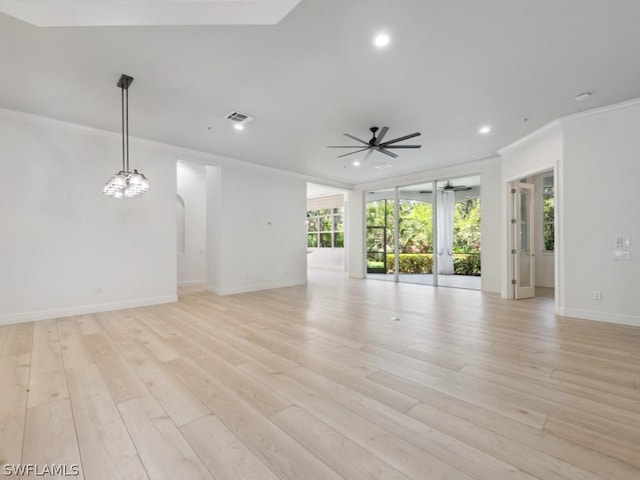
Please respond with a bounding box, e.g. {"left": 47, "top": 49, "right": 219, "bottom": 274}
{"left": 121, "top": 85, "right": 126, "bottom": 172}
{"left": 105, "top": 74, "right": 148, "bottom": 198}
{"left": 126, "top": 86, "right": 130, "bottom": 173}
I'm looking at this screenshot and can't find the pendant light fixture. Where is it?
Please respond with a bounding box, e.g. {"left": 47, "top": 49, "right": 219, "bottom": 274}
{"left": 103, "top": 74, "right": 150, "bottom": 198}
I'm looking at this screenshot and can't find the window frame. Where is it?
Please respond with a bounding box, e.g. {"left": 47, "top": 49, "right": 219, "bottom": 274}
{"left": 542, "top": 175, "right": 554, "bottom": 252}
{"left": 307, "top": 207, "right": 344, "bottom": 248}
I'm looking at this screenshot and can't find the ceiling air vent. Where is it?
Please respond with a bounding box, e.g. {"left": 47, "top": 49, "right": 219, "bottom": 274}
{"left": 373, "top": 163, "right": 393, "bottom": 169}
{"left": 226, "top": 111, "right": 254, "bottom": 128}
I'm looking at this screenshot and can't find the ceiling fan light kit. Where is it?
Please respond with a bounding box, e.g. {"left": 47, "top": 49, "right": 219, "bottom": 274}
{"left": 327, "top": 126, "right": 421, "bottom": 163}
{"left": 104, "top": 74, "right": 150, "bottom": 198}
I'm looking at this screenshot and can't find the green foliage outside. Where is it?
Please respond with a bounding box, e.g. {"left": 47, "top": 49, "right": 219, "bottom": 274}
{"left": 385, "top": 254, "right": 433, "bottom": 273}
{"left": 453, "top": 198, "right": 481, "bottom": 253}
{"left": 307, "top": 207, "right": 344, "bottom": 248}
{"left": 378, "top": 253, "right": 480, "bottom": 276}
{"left": 453, "top": 253, "right": 481, "bottom": 276}
{"left": 543, "top": 187, "right": 554, "bottom": 251}
{"left": 366, "top": 200, "right": 434, "bottom": 253}
{"left": 366, "top": 197, "right": 481, "bottom": 275}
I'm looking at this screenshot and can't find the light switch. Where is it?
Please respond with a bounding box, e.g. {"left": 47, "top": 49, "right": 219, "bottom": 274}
{"left": 613, "top": 250, "right": 631, "bottom": 260}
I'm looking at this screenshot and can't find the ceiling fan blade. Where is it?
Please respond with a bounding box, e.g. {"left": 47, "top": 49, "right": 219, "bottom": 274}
{"left": 375, "top": 126, "right": 389, "bottom": 144}
{"left": 336, "top": 147, "right": 371, "bottom": 158}
{"left": 343, "top": 133, "right": 369, "bottom": 145}
{"left": 362, "top": 149, "right": 375, "bottom": 162}
{"left": 380, "top": 131, "right": 421, "bottom": 146}
{"left": 376, "top": 148, "right": 398, "bottom": 159}
{"left": 327, "top": 146, "right": 371, "bottom": 148}
{"left": 383, "top": 145, "right": 421, "bottom": 149}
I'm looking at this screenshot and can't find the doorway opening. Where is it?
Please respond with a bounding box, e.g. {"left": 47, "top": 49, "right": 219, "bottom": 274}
{"left": 509, "top": 169, "right": 556, "bottom": 300}
{"left": 176, "top": 160, "right": 207, "bottom": 293}
{"left": 306, "top": 183, "right": 347, "bottom": 272}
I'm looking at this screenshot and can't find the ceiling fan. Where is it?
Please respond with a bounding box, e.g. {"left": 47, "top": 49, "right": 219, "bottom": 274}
{"left": 327, "top": 126, "right": 421, "bottom": 160}
{"left": 419, "top": 181, "right": 472, "bottom": 194}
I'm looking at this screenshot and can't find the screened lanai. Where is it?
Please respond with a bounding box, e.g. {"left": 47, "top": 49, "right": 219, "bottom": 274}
{"left": 366, "top": 176, "right": 481, "bottom": 290}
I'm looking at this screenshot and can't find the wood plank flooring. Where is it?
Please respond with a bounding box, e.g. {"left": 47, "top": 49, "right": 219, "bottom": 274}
{"left": 1, "top": 270, "right": 640, "bottom": 479}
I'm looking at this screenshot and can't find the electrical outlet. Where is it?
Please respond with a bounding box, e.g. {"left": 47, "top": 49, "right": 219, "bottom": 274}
{"left": 593, "top": 291, "right": 601, "bottom": 300}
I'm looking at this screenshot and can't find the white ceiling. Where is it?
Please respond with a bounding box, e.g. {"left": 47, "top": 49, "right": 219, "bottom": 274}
{"left": 0, "top": 0, "right": 302, "bottom": 26}
{"left": 2, "top": 0, "right": 640, "bottom": 187}
{"left": 307, "top": 183, "right": 345, "bottom": 199}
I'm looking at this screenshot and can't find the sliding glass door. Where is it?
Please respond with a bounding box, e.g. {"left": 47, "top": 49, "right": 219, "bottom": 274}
{"left": 366, "top": 176, "right": 481, "bottom": 290}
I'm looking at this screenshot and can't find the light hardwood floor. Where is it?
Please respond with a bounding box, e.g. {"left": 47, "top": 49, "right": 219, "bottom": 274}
{"left": 1, "top": 270, "right": 640, "bottom": 479}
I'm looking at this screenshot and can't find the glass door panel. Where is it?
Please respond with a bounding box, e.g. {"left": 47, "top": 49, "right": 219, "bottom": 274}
{"left": 436, "top": 176, "right": 482, "bottom": 290}
{"left": 512, "top": 182, "right": 535, "bottom": 298}
{"left": 397, "top": 184, "right": 434, "bottom": 285}
{"left": 366, "top": 190, "right": 395, "bottom": 281}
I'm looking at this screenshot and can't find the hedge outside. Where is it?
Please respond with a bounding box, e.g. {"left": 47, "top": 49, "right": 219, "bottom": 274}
{"left": 384, "top": 253, "right": 480, "bottom": 276}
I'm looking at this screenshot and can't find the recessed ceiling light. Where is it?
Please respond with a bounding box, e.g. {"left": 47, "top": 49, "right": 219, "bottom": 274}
{"left": 352, "top": 160, "right": 361, "bottom": 166}
{"left": 574, "top": 92, "right": 592, "bottom": 102}
{"left": 233, "top": 123, "right": 245, "bottom": 131}
{"left": 373, "top": 33, "right": 390, "bottom": 47}
{"left": 479, "top": 125, "right": 492, "bottom": 135}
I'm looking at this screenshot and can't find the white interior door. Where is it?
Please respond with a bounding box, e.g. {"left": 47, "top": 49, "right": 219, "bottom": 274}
{"left": 512, "top": 183, "right": 535, "bottom": 299}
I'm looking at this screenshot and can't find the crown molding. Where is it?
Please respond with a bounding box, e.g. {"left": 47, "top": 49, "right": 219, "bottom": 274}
{"left": 498, "top": 120, "right": 562, "bottom": 156}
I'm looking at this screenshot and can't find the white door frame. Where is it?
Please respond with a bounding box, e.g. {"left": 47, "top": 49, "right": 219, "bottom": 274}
{"left": 503, "top": 162, "right": 561, "bottom": 313}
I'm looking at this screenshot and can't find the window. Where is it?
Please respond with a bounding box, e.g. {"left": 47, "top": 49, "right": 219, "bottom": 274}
{"left": 307, "top": 208, "right": 344, "bottom": 248}
{"left": 542, "top": 175, "right": 554, "bottom": 251}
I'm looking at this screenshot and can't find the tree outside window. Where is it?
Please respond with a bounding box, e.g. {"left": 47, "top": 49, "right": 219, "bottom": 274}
{"left": 543, "top": 175, "right": 554, "bottom": 251}
{"left": 307, "top": 208, "right": 344, "bottom": 248}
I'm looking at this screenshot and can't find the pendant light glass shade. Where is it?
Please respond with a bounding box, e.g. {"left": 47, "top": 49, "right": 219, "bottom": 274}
{"left": 104, "top": 170, "right": 149, "bottom": 198}
{"left": 104, "top": 74, "right": 150, "bottom": 198}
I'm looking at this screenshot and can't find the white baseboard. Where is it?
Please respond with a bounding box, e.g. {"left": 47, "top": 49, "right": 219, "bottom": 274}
{"left": 178, "top": 279, "right": 207, "bottom": 287}
{"left": 558, "top": 307, "right": 640, "bottom": 327}
{"left": 0, "top": 295, "right": 178, "bottom": 326}
{"left": 207, "top": 279, "right": 306, "bottom": 296}
{"left": 307, "top": 265, "right": 346, "bottom": 272}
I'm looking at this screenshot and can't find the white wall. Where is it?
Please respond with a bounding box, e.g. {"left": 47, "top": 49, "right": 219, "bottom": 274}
{"left": 478, "top": 158, "right": 503, "bottom": 294}
{"left": 561, "top": 101, "right": 640, "bottom": 325}
{"left": 0, "top": 108, "right": 177, "bottom": 324}
{"left": 346, "top": 189, "right": 365, "bottom": 279}
{"left": 176, "top": 161, "right": 206, "bottom": 285}
{"left": 307, "top": 248, "right": 345, "bottom": 270}
{"left": 205, "top": 165, "right": 222, "bottom": 292}
{"left": 501, "top": 123, "right": 563, "bottom": 182}
{"left": 207, "top": 164, "right": 307, "bottom": 295}
{"left": 500, "top": 100, "right": 640, "bottom": 325}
